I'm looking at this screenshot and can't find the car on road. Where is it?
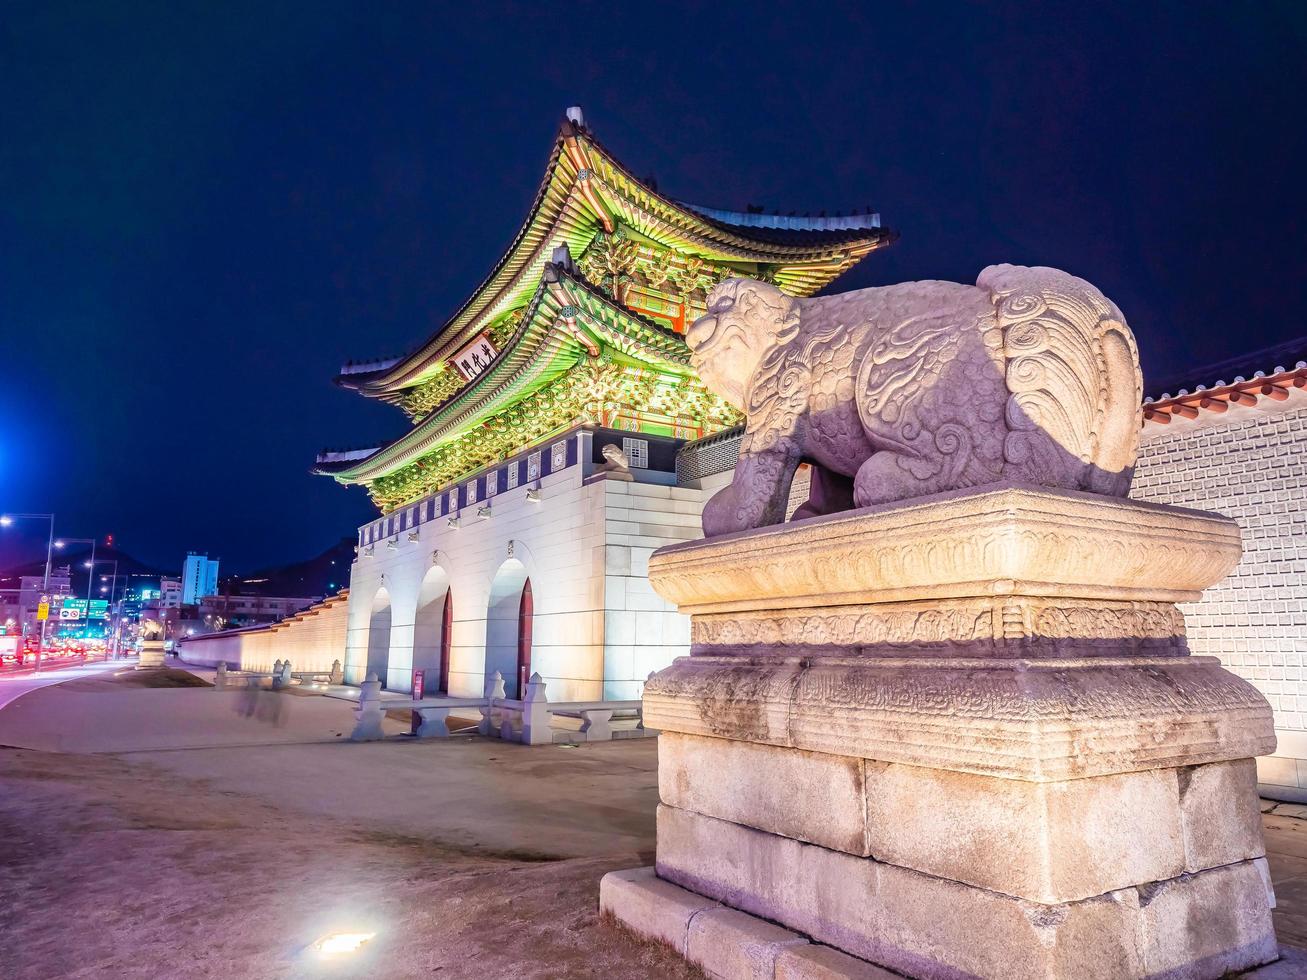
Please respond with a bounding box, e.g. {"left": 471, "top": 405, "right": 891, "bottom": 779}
{"left": 0, "top": 636, "right": 22, "bottom": 668}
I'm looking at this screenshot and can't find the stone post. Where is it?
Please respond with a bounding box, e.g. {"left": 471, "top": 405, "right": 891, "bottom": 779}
{"left": 479, "top": 670, "right": 506, "bottom": 737}
{"left": 602, "top": 486, "right": 1280, "bottom": 979}
{"left": 579, "top": 709, "right": 613, "bottom": 742}
{"left": 214, "top": 662, "right": 227, "bottom": 689}
{"left": 521, "top": 672, "right": 553, "bottom": 745}
{"left": 350, "top": 672, "right": 386, "bottom": 741}
{"left": 329, "top": 659, "right": 344, "bottom": 685}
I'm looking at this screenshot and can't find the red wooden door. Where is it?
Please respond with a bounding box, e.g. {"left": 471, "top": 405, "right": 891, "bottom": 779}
{"left": 517, "top": 579, "right": 533, "bottom": 698}
{"left": 439, "top": 590, "right": 453, "bottom": 693}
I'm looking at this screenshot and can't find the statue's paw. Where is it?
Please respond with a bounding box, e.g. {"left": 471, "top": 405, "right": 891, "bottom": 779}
{"left": 702, "top": 485, "right": 753, "bottom": 537}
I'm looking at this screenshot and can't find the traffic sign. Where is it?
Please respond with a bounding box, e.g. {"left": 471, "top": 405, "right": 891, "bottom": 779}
{"left": 36, "top": 602, "right": 49, "bottom": 621}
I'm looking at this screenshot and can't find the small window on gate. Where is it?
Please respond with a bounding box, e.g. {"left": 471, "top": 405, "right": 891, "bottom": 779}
{"left": 622, "top": 437, "right": 649, "bottom": 469}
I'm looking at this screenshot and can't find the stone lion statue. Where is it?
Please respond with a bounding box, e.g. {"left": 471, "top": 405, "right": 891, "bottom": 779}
{"left": 595, "top": 442, "right": 634, "bottom": 482}
{"left": 685, "top": 264, "right": 1142, "bottom": 537}
{"left": 139, "top": 617, "right": 164, "bottom": 641}
{"left": 600, "top": 443, "right": 631, "bottom": 471}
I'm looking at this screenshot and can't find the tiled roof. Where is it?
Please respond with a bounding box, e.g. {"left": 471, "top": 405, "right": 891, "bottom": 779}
{"left": 1143, "top": 348, "right": 1307, "bottom": 427}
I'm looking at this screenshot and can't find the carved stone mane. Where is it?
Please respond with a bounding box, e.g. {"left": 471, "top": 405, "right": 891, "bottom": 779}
{"left": 684, "top": 264, "right": 1142, "bottom": 537}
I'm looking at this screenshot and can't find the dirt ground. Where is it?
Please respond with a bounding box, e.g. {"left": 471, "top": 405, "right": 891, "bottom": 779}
{"left": 4, "top": 674, "right": 1307, "bottom": 979}
{"left": 0, "top": 672, "right": 703, "bottom": 980}
{"left": 0, "top": 742, "right": 700, "bottom": 979}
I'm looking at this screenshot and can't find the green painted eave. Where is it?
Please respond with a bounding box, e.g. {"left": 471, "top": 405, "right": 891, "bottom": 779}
{"left": 315, "top": 269, "right": 694, "bottom": 485}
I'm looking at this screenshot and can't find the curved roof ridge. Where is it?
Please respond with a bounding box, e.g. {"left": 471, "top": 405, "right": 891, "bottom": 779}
{"left": 678, "top": 201, "right": 882, "bottom": 232}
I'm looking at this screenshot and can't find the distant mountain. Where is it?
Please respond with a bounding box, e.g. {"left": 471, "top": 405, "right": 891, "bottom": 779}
{"left": 217, "top": 537, "right": 355, "bottom": 599}
{"left": 0, "top": 541, "right": 168, "bottom": 596}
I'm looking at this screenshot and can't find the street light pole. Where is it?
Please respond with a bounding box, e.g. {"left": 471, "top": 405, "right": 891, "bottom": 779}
{"left": 40, "top": 516, "right": 52, "bottom": 672}
{"left": 102, "top": 561, "right": 120, "bottom": 660}
{"left": 84, "top": 538, "right": 96, "bottom": 616}
{"left": 88, "top": 557, "right": 118, "bottom": 661}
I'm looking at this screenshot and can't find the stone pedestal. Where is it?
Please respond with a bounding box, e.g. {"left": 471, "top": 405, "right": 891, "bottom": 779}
{"left": 602, "top": 485, "right": 1280, "bottom": 979}
{"left": 136, "top": 638, "right": 166, "bottom": 670}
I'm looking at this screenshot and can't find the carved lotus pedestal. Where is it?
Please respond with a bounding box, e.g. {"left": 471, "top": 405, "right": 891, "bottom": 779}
{"left": 600, "top": 485, "right": 1282, "bottom": 980}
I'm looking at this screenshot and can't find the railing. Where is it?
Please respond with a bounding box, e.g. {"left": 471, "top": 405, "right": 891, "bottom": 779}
{"left": 213, "top": 658, "right": 344, "bottom": 690}
{"left": 349, "top": 670, "right": 650, "bottom": 744}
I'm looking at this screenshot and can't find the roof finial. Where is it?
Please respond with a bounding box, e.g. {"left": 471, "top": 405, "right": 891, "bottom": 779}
{"left": 566, "top": 106, "right": 585, "bottom": 128}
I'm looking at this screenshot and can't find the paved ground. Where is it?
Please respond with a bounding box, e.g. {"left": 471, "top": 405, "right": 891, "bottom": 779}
{"left": 1263, "top": 808, "right": 1307, "bottom": 952}
{"left": 0, "top": 666, "right": 409, "bottom": 753}
{"left": 0, "top": 658, "right": 124, "bottom": 711}
{"left": 0, "top": 673, "right": 689, "bottom": 980}
{"left": 1, "top": 671, "right": 1305, "bottom": 978}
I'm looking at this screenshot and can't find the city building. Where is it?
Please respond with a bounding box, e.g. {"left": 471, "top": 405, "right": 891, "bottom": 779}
{"left": 181, "top": 553, "right": 219, "bottom": 605}
{"left": 8, "top": 570, "right": 74, "bottom": 640}
{"left": 197, "top": 592, "right": 320, "bottom": 631}
{"left": 314, "top": 106, "right": 893, "bottom": 696}
{"left": 160, "top": 576, "right": 182, "bottom": 609}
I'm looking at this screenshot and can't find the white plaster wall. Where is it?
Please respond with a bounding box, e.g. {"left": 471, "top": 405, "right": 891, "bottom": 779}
{"left": 345, "top": 459, "right": 609, "bottom": 699}
{"left": 601, "top": 480, "right": 708, "bottom": 699}
{"left": 1133, "top": 391, "right": 1307, "bottom": 799}
{"left": 340, "top": 435, "right": 814, "bottom": 703}
{"left": 176, "top": 630, "right": 245, "bottom": 668}
{"left": 177, "top": 595, "right": 348, "bottom": 674}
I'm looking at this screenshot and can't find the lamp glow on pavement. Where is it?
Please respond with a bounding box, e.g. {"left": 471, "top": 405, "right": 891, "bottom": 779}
{"left": 311, "top": 931, "right": 376, "bottom": 957}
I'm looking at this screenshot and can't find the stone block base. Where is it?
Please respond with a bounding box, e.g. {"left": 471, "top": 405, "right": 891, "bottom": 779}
{"left": 654, "top": 805, "right": 1277, "bottom": 979}
{"left": 658, "top": 733, "right": 1268, "bottom": 905}
{"left": 633, "top": 486, "right": 1283, "bottom": 978}
{"left": 600, "top": 867, "right": 899, "bottom": 980}
{"left": 604, "top": 863, "right": 1294, "bottom": 980}
{"left": 136, "top": 640, "right": 165, "bottom": 670}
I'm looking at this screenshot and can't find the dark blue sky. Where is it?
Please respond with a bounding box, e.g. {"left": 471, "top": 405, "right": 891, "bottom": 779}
{"left": 3, "top": 2, "right": 1305, "bottom": 572}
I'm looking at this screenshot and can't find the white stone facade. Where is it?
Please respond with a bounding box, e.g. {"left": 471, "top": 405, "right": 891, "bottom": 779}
{"left": 1133, "top": 388, "right": 1307, "bottom": 800}
{"left": 343, "top": 427, "right": 702, "bottom": 702}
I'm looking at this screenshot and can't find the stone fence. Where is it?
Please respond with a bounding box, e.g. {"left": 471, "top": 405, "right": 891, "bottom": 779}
{"left": 213, "top": 659, "right": 345, "bottom": 690}
{"left": 350, "top": 670, "right": 649, "bottom": 745}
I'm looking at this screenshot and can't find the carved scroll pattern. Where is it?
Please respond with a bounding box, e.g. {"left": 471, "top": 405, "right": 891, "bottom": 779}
{"left": 981, "top": 264, "right": 1143, "bottom": 496}
{"left": 691, "top": 600, "right": 1187, "bottom": 654}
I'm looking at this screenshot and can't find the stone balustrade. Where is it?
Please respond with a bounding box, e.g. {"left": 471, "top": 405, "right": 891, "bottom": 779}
{"left": 348, "top": 669, "right": 648, "bottom": 744}
{"left": 213, "top": 659, "right": 343, "bottom": 690}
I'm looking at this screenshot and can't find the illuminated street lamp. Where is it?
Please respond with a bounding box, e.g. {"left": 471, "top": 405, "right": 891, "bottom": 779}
{"left": 0, "top": 513, "right": 55, "bottom": 671}
{"left": 96, "top": 560, "right": 120, "bottom": 657}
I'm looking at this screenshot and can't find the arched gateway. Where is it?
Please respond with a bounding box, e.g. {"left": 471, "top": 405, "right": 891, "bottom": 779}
{"left": 365, "top": 588, "right": 392, "bottom": 687}
{"left": 486, "top": 558, "right": 531, "bottom": 698}
{"left": 413, "top": 566, "right": 452, "bottom": 695}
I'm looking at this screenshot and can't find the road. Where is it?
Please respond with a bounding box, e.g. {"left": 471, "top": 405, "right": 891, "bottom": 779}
{"left": 0, "top": 658, "right": 126, "bottom": 712}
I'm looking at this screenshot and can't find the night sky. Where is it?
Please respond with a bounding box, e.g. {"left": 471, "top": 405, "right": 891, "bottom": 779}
{"left": 3, "top": 2, "right": 1305, "bottom": 573}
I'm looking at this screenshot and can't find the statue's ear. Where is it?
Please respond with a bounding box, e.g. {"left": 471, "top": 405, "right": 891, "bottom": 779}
{"left": 705, "top": 278, "right": 741, "bottom": 313}
{"left": 741, "top": 280, "right": 800, "bottom": 344}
